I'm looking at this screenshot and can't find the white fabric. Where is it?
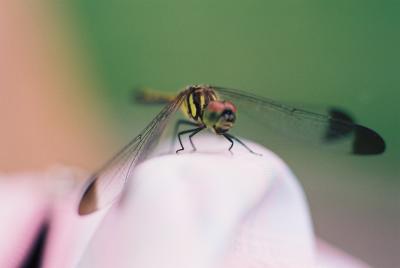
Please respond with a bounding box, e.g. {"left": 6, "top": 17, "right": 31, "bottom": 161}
{"left": 0, "top": 141, "right": 370, "bottom": 268}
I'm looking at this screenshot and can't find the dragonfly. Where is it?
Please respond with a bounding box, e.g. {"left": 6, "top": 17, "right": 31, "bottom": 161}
{"left": 78, "top": 85, "right": 385, "bottom": 215}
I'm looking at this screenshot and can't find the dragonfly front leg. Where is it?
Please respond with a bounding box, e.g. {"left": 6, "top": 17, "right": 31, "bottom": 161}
{"left": 222, "top": 133, "right": 262, "bottom": 156}
{"left": 222, "top": 133, "right": 234, "bottom": 154}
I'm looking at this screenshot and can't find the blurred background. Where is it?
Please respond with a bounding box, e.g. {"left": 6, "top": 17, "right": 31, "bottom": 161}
{"left": 0, "top": 1, "right": 398, "bottom": 267}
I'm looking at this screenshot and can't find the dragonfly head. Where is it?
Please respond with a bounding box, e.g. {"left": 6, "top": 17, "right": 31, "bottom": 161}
{"left": 203, "top": 100, "right": 237, "bottom": 134}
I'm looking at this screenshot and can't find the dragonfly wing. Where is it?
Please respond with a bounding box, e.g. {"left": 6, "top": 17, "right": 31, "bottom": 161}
{"left": 78, "top": 91, "right": 186, "bottom": 215}
{"left": 214, "top": 86, "right": 385, "bottom": 155}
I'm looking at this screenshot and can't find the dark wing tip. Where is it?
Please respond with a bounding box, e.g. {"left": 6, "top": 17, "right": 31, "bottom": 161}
{"left": 329, "top": 108, "right": 354, "bottom": 123}
{"left": 78, "top": 179, "right": 99, "bottom": 215}
{"left": 353, "top": 126, "right": 386, "bottom": 155}
{"left": 326, "top": 108, "right": 386, "bottom": 155}
{"left": 325, "top": 108, "right": 355, "bottom": 141}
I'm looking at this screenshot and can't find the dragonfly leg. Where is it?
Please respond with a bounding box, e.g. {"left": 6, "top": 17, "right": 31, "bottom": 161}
{"left": 173, "top": 119, "right": 199, "bottom": 138}
{"left": 176, "top": 127, "right": 204, "bottom": 153}
{"left": 222, "top": 133, "right": 234, "bottom": 154}
{"left": 223, "top": 133, "right": 262, "bottom": 156}
{"left": 171, "top": 119, "right": 199, "bottom": 151}
{"left": 188, "top": 127, "right": 205, "bottom": 151}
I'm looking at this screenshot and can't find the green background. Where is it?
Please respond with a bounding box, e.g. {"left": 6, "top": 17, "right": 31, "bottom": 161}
{"left": 66, "top": 1, "right": 399, "bottom": 267}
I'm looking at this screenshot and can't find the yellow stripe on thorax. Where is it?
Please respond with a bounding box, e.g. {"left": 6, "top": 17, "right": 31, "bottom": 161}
{"left": 189, "top": 93, "right": 197, "bottom": 118}
{"left": 199, "top": 94, "right": 205, "bottom": 110}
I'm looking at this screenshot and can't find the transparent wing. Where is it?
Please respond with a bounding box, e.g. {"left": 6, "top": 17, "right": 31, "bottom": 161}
{"left": 78, "top": 91, "right": 187, "bottom": 215}
{"left": 214, "top": 86, "right": 385, "bottom": 155}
